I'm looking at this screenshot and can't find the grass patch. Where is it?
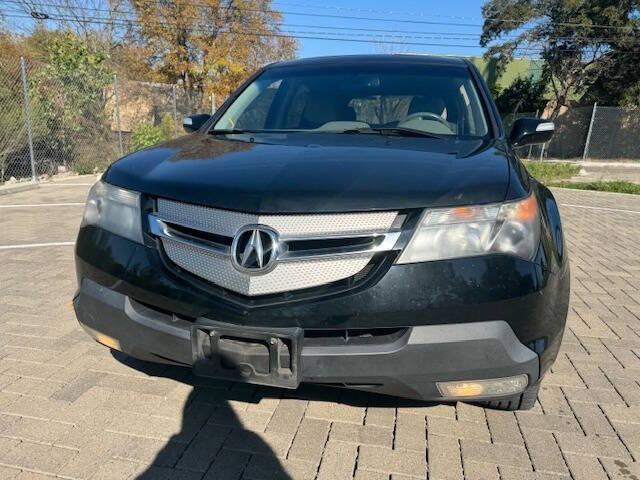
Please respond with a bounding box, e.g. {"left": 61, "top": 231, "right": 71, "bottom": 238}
{"left": 548, "top": 180, "right": 640, "bottom": 195}
{"left": 523, "top": 161, "right": 581, "bottom": 183}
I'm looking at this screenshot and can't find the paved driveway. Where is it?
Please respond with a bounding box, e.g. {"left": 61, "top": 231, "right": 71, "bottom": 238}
{"left": 0, "top": 178, "right": 639, "bottom": 480}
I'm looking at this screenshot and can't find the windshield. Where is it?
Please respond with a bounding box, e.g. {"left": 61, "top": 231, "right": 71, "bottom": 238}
{"left": 213, "top": 62, "right": 490, "bottom": 138}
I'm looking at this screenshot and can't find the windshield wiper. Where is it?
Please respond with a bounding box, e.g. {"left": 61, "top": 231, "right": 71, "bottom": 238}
{"left": 342, "top": 127, "right": 446, "bottom": 139}
{"left": 209, "top": 128, "right": 311, "bottom": 135}
{"left": 208, "top": 128, "right": 250, "bottom": 135}
{"left": 210, "top": 128, "right": 445, "bottom": 138}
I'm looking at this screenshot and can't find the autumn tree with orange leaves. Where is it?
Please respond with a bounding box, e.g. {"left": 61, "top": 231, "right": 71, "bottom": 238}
{"left": 129, "top": 0, "right": 297, "bottom": 107}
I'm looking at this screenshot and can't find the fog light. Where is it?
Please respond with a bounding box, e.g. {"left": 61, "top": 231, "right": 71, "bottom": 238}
{"left": 82, "top": 325, "right": 121, "bottom": 351}
{"left": 436, "top": 375, "right": 528, "bottom": 398}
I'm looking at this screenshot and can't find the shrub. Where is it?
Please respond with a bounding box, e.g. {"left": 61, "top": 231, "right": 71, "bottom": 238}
{"left": 130, "top": 123, "right": 164, "bottom": 152}
{"left": 129, "top": 113, "right": 176, "bottom": 152}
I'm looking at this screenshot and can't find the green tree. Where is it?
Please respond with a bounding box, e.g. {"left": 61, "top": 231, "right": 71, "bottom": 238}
{"left": 480, "top": 1, "right": 640, "bottom": 117}
{"left": 494, "top": 77, "right": 548, "bottom": 114}
{"left": 583, "top": 43, "right": 640, "bottom": 106}
{"left": 29, "top": 30, "right": 115, "bottom": 168}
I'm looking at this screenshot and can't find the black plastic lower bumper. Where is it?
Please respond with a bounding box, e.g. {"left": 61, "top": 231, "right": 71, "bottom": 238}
{"left": 74, "top": 278, "right": 540, "bottom": 401}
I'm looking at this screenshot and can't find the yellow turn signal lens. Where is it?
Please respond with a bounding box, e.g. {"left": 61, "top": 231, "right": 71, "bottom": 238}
{"left": 82, "top": 325, "right": 121, "bottom": 351}
{"left": 438, "top": 382, "right": 485, "bottom": 397}
{"left": 95, "top": 333, "right": 121, "bottom": 350}
{"left": 436, "top": 375, "right": 528, "bottom": 398}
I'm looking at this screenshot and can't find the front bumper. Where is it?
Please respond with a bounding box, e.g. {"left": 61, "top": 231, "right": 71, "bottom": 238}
{"left": 75, "top": 278, "right": 540, "bottom": 401}
{"left": 75, "top": 225, "right": 569, "bottom": 375}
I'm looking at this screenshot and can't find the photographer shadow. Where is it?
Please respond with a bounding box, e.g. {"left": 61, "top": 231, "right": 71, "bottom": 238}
{"left": 112, "top": 351, "right": 433, "bottom": 480}
{"left": 111, "top": 351, "right": 294, "bottom": 480}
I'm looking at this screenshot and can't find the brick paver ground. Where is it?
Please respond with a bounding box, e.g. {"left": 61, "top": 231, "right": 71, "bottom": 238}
{"left": 1, "top": 177, "right": 639, "bottom": 479}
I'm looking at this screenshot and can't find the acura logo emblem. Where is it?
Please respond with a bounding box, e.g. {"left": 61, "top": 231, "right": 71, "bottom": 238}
{"left": 231, "top": 225, "right": 279, "bottom": 274}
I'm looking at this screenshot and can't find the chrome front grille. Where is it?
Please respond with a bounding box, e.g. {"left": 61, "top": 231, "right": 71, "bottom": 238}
{"left": 152, "top": 198, "right": 401, "bottom": 296}
{"left": 162, "top": 238, "right": 375, "bottom": 296}
{"left": 156, "top": 198, "right": 399, "bottom": 237}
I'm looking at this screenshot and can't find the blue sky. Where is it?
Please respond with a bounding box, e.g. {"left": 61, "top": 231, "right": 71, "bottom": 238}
{"left": 277, "top": 0, "right": 487, "bottom": 58}
{"left": 2, "top": 0, "right": 489, "bottom": 59}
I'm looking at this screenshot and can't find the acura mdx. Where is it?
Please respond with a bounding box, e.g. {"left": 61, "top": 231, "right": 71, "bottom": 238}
{"left": 74, "top": 55, "right": 569, "bottom": 410}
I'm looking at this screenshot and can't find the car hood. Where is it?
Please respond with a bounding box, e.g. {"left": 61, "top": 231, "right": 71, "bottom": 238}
{"left": 105, "top": 133, "right": 513, "bottom": 213}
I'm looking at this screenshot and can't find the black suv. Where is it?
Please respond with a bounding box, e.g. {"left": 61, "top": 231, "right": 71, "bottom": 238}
{"left": 74, "top": 55, "right": 569, "bottom": 410}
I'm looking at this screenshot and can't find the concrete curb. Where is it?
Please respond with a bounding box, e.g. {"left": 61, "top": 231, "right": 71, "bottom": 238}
{"left": 550, "top": 186, "right": 640, "bottom": 197}
{"left": 0, "top": 181, "right": 39, "bottom": 196}
{"left": 543, "top": 159, "right": 640, "bottom": 168}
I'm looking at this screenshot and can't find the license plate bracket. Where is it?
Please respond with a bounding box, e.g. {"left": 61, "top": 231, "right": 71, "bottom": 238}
{"left": 191, "top": 324, "right": 302, "bottom": 389}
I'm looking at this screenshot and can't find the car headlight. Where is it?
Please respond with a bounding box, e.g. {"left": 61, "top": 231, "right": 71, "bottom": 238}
{"left": 81, "top": 180, "right": 143, "bottom": 244}
{"left": 398, "top": 194, "right": 540, "bottom": 263}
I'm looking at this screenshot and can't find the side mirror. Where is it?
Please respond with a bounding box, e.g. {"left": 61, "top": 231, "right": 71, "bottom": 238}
{"left": 509, "top": 118, "right": 554, "bottom": 147}
{"left": 183, "top": 114, "right": 211, "bottom": 133}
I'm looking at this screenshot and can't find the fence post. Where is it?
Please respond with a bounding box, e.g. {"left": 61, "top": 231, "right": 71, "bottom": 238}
{"left": 113, "top": 75, "right": 124, "bottom": 156}
{"left": 583, "top": 102, "right": 597, "bottom": 160}
{"left": 211, "top": 94, "right": 216, "bottom": 115}
{"left": 20, "top": 57, "right": 37, "bottom": 182}
{"left": 172, "top": 84, "right": 178, "bottom": 138}
{"left": 528, "top": 109, "right": 539, "bottom": 160}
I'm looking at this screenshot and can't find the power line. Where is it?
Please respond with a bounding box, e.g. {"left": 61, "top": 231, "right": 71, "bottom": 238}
{"left": 3, "top": 2, "right": 638, "bottom": 55}
{"left": 8, "top": 10, "right": 638, "bottom": 57}
{"left": 271, "top": 0, "right": 638, "bottom": 31}
{"left": 5, "top": 0, "right": 486, "bottom": 38}
{"left": 2, "top": 1, "right": 482, "bottom": 40}
{"left": 0, "top": 11, "right": 532, "bottom": 55}
{"left": 271, "top": 1, "right": 491, "bottom": 21}
{"left": 5, "top": 0, "right": 638, "bottom": 32}
{"left": 134, "top": 0, "right": 640, "bottom": 31}
{"left": 4, "top": 0, "right": 635, "bottom": 45}
{"left": 0, "top": 11, "right": 488, "bottom": 50}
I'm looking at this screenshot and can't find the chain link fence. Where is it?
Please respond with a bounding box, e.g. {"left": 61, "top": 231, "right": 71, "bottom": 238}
{"left": 502, "top": 108, "right": 591, "bottom": 161}
{"left": 545, "top": 106, "right": 593, "bottom": 160}
{"left": 25, "top": 57, "right": 123, "bottom": 178}
{"left": 584, "top": 105, "right": 640, "bottom": 160}
{"left": 2, "top": 56, "right": 640, "bottom": 186}
{"left": 0, "top": 57, "right": 210, "bottom": 186}
{"left": 503, "top": 104, "right": 640, "bottom": 162}
{"left": 0, "top": 56, "right": 36, "bottom": 183}
{"left": 115, "top": 79, "right": 206, "bottom": 153}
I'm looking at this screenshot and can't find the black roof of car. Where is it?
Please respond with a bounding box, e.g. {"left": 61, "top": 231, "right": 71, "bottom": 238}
{"left": 269, "top": 54, "right": 468, "bottom": 69}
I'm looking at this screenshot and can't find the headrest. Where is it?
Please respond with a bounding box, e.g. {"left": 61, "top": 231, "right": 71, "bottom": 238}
{"left": 301, "top": 95, "right": 356, "bottom": 128}
{"left": 408, "top": 96, "right": 447, "bottom": 117}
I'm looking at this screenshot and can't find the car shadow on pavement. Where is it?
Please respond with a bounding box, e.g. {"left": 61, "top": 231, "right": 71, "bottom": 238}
{"left": 111, "top": 350, "right": 434, "bottom": 479}
{"left": 111, "top": 351, "right": 293, "bottom": 480}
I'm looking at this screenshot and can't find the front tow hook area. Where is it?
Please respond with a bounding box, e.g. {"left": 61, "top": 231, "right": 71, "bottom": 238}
{"left": 191, "top": 324, "right": 303, "bottom": 389}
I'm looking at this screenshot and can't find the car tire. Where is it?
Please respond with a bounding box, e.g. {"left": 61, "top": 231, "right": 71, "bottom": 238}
{"left": 481, "top": 382, "right": 540, "bottom": 411}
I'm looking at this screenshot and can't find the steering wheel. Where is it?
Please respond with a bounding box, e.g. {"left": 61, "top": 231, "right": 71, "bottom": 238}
{"left": 399, "top": 111, "right": 450, "bottom": 128}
